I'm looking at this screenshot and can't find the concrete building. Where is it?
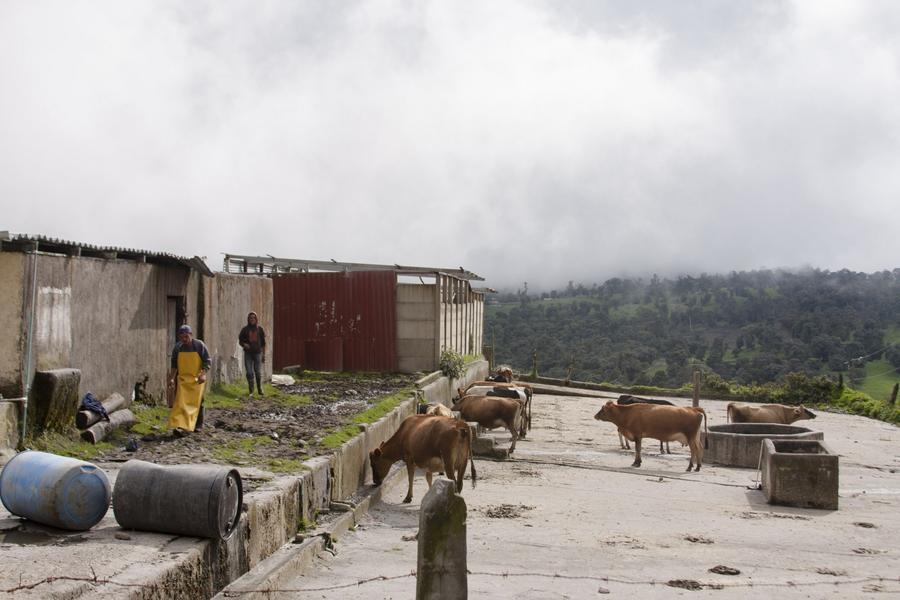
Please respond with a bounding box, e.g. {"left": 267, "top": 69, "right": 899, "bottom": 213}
{"left": 224, "top": 256, "right": 486, "bottom": 374}
{"left": 0, "top": 233, "right": 273, "bottom": 454}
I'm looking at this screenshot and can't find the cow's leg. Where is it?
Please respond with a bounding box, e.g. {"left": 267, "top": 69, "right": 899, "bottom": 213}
{"left": 425, "top": 470, "right": 434, "bottom": 488}
{"left": 507, "top": 419, "right": 519, "bottom": 453}
{"left": 632, "top": 437, "right": 642, "bottom": 467}
{"left": 687, "top": 435, "right": 699, "bottom": 471}
{"left": 658, "top": 440, "right": 665, "bottom": 455}
{"left": 692, "top": 434, "right": 702, "bottom": 472}
{"left": 403, "top": 461, "right": 415, "bottom": 503}
{"left": 666, "top": 442, "right": 672, "bottom": 454}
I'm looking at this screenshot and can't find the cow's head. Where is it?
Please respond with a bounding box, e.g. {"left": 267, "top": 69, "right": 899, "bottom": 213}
{"left": 594, "top": 400, "right": 615, "bottom": 422}
{"left": 497, "top": 367, "right": 513, "bottom": 383}
{"left": 370, "top": 446, "right": 391, "bottom": 486}
{"left": 789, "top": 405, "right": 816, "bottom": 422}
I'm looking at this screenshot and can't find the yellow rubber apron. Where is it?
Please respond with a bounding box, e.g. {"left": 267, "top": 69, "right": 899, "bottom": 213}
{"left": 168, "top": 349, "right": 205, "bottom": 431}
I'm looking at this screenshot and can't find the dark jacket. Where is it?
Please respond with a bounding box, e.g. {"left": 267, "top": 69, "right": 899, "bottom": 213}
{"left": 239, "top": 324, "right": 266, "bottom": 354}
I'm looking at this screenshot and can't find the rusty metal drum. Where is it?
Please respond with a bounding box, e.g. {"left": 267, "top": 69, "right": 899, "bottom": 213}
{"left": 112, "top": 460, "right": 242, "bottom": 540}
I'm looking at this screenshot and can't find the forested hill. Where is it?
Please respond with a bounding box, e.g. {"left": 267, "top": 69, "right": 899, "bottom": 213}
{"left": 484, "top": 269, "right": 900, "bottom": 392}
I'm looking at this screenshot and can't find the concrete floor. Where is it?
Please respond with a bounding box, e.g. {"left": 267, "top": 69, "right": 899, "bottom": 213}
{"left": 280, "top": 394, "right": 900, "bottom": 599}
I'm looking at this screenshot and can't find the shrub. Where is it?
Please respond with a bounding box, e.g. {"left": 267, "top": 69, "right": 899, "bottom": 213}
{"left": 439, "top": 349, "right": 465, "bottom": 379}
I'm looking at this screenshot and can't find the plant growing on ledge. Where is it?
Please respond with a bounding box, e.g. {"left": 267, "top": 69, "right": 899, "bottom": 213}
{"left": 439, "top": 349, "right": 465, "bottom": 379}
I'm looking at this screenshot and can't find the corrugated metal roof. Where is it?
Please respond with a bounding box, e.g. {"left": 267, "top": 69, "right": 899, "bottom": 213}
{"left": 223, "top": 253, "right": 484, "bottom": 281}
{"left": 0, "top": 232, "right": 214, "bottom": 276}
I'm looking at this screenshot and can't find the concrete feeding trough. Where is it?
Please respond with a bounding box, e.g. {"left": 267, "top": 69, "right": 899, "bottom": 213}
{"left": 703, "top": 423, "right": 823, "bottom": 468}
{"left": 761, "top": 439, "right": 839, "bottom": 510}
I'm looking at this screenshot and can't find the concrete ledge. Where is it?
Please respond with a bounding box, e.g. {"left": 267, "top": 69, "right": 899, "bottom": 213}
{"left": 761, "top": 439, "right": 839, "bottom": 510}
{"left": 703, "top": 423, "right": 824, "bottom": 468}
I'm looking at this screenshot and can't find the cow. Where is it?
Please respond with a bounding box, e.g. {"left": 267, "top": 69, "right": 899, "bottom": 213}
{"left": 458, "top": 384, "right": 532, "bottom": 436}
{"left": 425, "top": 403, "right": 453, "bottom": 418}
{"left": 370, "top": 414, "right": 476, "bottom": 503}
{"left": 485, "top": 365, "right": 514, "bottom": 383}
{"left": 594, "top": 401, "right": 708, "bottom": 471}
{"left": 727, "top": 403, "right": 816, "bottom": 424}
{"left": 616, "top": 395, "right": 677, "bottom": 454}
{"left": 451, "top": 394, "right": 522, "bottom": 453}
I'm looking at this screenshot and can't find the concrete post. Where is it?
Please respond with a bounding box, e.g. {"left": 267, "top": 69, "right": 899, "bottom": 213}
{"left": 416, "top": 479, "right": 467, "bottom": 600}
{"left": 692, "top": 369, "right": 700, "bottom": 408}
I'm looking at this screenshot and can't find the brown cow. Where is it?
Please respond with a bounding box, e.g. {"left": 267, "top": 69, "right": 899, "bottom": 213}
{"left": 726, "top": 403, "right": 816, "bottom": 424}
{"left": 452, "top": 394, "right": 522, "bottom": 452}
{"left": 458, "top": 384, "right": 532, "bottom": 436}
{"left": 370, "top": 415, "right": 476, "bottom": 503}
{"left": 594, "top": 401, "right": 708, "bottom": 471}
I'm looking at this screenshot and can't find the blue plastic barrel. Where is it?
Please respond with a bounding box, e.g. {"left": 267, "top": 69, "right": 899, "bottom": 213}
{"left": 0, "top": 450, "right": 111, "bottom": 531}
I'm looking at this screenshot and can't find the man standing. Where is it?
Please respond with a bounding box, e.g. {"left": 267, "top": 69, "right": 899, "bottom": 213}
{"left": 239, "top": 311, "right": 267, "bottom": 396}
{"left": 167, "top": 324, "right": 211, "bottom": 436}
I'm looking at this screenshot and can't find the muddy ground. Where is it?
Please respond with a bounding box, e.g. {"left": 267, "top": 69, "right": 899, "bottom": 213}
{"left": 91, "top": 372, "right": 418, "bottom": 479}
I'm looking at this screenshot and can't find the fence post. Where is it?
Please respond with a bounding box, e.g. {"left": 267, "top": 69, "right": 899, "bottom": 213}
{"left": 416, "top": 479, "right": 467, "bottom": 600}
{"left": 531, "top": 350, "right": 538, "bottom": 379}
{"left": 890, "top": 383, "right": 898, "bottom": 405}
{"left": 692, "top": 369, "right": 701, "bottom": 408}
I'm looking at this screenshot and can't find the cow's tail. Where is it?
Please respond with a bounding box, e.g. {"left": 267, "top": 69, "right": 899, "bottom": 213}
{"left": 700, "top": 408, "right": 709, "bottom": 449}
{"left": 726, "top": 403, "right": 733, "bottom": 423}
{"left": 461, "top": 424, "right": 476, "bottom": 489}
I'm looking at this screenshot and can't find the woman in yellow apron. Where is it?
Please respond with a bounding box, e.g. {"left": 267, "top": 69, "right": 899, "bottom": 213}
{"left": 167, "top": 324, "right": 211, "bottom": 436}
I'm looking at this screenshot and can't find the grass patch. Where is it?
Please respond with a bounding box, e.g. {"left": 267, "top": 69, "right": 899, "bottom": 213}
{"left": 855, "top": 359, "right": 900, "bottom": 403}
{"left": 266, "top": 457, "right": 308, "bottom": 473}
{"left": 212, "top": 435, "right": 275, "bottom": 463}
{"left": 205, "top": 382, "right": 248, "bottom": 409}
{"left": 26, "top": 430, "right": 114, "bottom": 461}
{"left": 205, "top": 382, "right": 311, "bottom": 409}
{"left": 320, "top": 386, "right": 415, "bottom": 449}
{"left": 131, "top": 404, "right": 170, "bottom": 435}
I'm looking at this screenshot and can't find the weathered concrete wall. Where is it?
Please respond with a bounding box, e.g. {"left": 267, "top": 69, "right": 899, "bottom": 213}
{"left": 20, "top": 253, "right": 196, "bottom": 401}
{"left": 202, "top": 274, "right": 273, "bottom": 385}
{"left": 0, "top": 252, "right": 25, "bottom": 398}
{"left": 397, "top": 283, "right": 438, "bottom": 374}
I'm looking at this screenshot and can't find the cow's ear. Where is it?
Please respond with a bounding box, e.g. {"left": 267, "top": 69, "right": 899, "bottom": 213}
{"left": 373, "top": 448, "right": 382, "bottom": 458}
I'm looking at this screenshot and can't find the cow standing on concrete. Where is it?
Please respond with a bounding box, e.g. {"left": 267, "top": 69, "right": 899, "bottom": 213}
{"left": 452, "top": 395, "right": 522, "bottom": 453}
{"left": 370, "top": 415, "right": 476, "bottom": 503}
{"left": 459, "top": 384, "right": 531, "bottom": 437}
{"left": 594, "top": 401, "right": 708, "bottom": 471}
{"left": 616, "top": 395, "right": 676, "bottom": 454}
{"left": 727, "top": 403, "right": 816, "bottom": 424}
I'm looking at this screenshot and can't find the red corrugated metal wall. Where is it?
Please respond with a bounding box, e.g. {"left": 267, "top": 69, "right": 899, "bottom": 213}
{"left": 273, "top": 271, "right": 397, "bottom": 371}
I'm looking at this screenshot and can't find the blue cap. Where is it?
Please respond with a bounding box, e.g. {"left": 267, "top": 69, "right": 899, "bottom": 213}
{"left": 177, "top": 324, "right": 193, "bottom": 335}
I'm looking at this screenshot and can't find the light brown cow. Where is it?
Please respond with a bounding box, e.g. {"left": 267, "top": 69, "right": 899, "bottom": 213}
{"left": 370, "top": 415, "right": 476, "bottom": 503}
{"left": 452, "top": 394, "right": 522, "bottom": 452}
{"left": 726, "top": 403, "right": 816, "bottom": 424}
{"left": 458, "top": 384, "right": 531, "bottom": 436}
{"left": 425, "top": 403, "right": 453, "bottom": 418}
{"left": 594, "top": 401, "right": 708, "bottom": 471}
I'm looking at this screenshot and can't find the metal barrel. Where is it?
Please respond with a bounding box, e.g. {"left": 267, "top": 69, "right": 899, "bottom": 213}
{"left": 112, "top": 460, "right": 242, "bottom": 540}
{"left": 0, "top": 450, "right": 111, "bottom": 531}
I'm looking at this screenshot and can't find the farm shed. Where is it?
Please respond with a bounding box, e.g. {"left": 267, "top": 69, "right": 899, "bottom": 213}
{"left": 223, "top": 255, "right": 486, "bottom": 373}
{"left": 0, "top": 233, "right": 273, "bottom": 453}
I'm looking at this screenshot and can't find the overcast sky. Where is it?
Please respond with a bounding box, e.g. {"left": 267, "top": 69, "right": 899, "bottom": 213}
{"left": 2, "top": 1, "right": 899, "bottom": 290}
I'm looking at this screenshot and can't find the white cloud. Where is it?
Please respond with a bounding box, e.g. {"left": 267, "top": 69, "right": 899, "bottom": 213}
{"left": 1, "top": 0, "right": 899, "bottom": 289}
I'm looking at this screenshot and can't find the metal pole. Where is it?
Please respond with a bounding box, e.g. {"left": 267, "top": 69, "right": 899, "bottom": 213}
{"left": 692, "top": 368, "right": 701, "bottom": 408}
{"left": 21, "top": 247, "right": 39, "bottom": 442}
